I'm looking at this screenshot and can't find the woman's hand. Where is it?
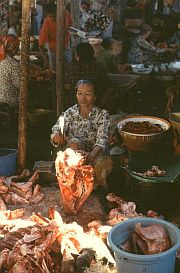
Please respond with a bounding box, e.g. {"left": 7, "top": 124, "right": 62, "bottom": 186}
{"left": 86, "top": 146, "right": 103, "bottom": 165}
{"left": 51, "top": 133, "right": 66, "bottom": 147}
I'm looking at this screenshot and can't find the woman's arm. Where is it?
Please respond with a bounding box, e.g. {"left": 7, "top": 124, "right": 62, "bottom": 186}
{"left": 138, "top": 37, "right": 165, "bottom": 54}
{"left": 51, "top": 113, "right": 69, "bottom": 147}
{"left": 86, "top": 145, "right": 103, "bottom": 164}
{"left": 95, "top": 109, "right": 110, "bottom": 150}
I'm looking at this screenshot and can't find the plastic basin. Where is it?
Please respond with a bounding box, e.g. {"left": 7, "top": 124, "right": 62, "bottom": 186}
{"left": 108, "top": 217, "right": 180, "bottom": 273}
{"left": 0, "top": 148, "right": 17, "bottom": 176}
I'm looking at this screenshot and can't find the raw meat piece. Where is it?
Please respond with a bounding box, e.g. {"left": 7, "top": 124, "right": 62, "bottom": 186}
{"left": 134, "top": 223, "right": 171, "bottom": 254}
{"left": 0, "top": 248, "right": 10, "bottom": 270}
{"left": 10, "top": 192, "right": 29, "bottom": 205}
{"left": 0, "top": 208, "right": 25, "bottom": 220}
{"left": 0, "top": 177, "right": 8, "bottom": 194}
{"left": 106, "top": 193, "right": 141, "bottom": 226}
{"left": 0, "top": 195, "right": 7, "bottom": 211}
{"left": 10, "top": 171, "right": 39, "bottom": 192}
{"left": 9, "top": 186, "right": 26, "bottom": 198}
{"left": 29, "top": 213, "right": 50, "bottom": 225}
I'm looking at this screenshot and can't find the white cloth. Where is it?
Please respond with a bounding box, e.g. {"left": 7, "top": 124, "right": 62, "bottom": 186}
{"left": 8, "top": 27, "right": 17, "bottom": 36}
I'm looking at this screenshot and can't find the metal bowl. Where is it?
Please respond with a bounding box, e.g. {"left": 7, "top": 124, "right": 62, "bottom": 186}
{"left": 131, "top": 64, "right": 153, "bottom": 74}
{"left": 88, "top": 37, "right": 102, "bottom": 45}
{"left": 117, "top": 116, "right": 171, "bottom": 152}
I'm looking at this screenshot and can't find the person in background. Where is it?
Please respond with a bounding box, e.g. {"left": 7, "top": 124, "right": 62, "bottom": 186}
{"left": 79, "top": 0, "right": 91, "bottom": 31}
{"left": 0, "top": 34, "right": 20, "bottom": 123}
{"left": 34, "top": 0, "right": 44, "bottom": 35}
{"left": 168, "top": 23, "right": 180, "bottom": 48}
{"left": 96, "top": 37, "right": 118, "bottom": 73}
{"left": 79, "top": 0, "right": 112, "bottom": 38}
{"left": 51, "top": 79, "right": 113, "bottom": 190}
{"left": 39, "top": 2, "right": 72, "bottom": 70}
{"left": 8, "top": 17, "right": 19, "bottom": 36}
{"left": 128, "top": 23, "right": 174, "bottom": 64}
{"left": 65, "top": 42, "right": 109, "bottom": 108}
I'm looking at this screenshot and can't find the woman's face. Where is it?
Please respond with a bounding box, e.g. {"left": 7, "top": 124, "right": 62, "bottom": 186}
{"left": 76, "top": 83, "right": 95, "bottom": 108}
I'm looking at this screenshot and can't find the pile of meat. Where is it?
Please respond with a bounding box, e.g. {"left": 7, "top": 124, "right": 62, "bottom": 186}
{"left": 55, "top": 148, "right": 94, "bottom": 215}
{"left": 106, "top": 193, "right": 142, "bottom": 226}
{"left": 0, "top": 171, "right": 45, "bottom": 210}
{"left": 119, "top": 223, "right": 171, "bottom": 255}
{"left": 122, "top": 121, "right": 164, "bottom": 134}
{"left": 135, "top": 165, "right": 166, "bottom": 177}
{"left": 0, "top": 208, "right": 115, "bottom": 273}
{"left": 105, "top": 193, "right": 163, "bottom": 226}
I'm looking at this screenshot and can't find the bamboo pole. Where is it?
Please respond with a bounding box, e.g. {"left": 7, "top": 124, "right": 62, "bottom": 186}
{"left": 17, "top": 0, "right": 31, "bottom": 172}
{"left": 70, "top": 0, "right": 79, "bottom": 29}
{"left": 70, "top": 0, "right": 80, "bottom": 49}
{"left": 56, "top": 0, "right": 66, "bottom": 117}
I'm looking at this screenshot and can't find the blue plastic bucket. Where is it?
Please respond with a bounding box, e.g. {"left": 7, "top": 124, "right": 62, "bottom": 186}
{"left": 0, "top": 149, "right": 17, "bottom": 176}
{"left": 108, "top": 217, "right": 180, "bottom": 273}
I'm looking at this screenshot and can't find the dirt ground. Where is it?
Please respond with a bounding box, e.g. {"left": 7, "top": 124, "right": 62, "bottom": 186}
{"left": 7, "top": 186, "right": 107, "bottom": 227}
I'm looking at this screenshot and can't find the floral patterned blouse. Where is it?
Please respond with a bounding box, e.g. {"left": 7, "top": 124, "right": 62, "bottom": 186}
{"left": 128, "top": 35, "right": 165, "bottom": 64}
{"left": 84, "top": 9, "right": 112, "bottom": 34}
{"left": 52, "top": 104, "right": 110, "bottom": 152}
{"left": 0, "top": 56, "right": 20, "bottom": 107}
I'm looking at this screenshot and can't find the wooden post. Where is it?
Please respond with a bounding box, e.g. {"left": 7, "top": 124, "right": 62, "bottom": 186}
{"left": 56, "top": 0, "right": 66, "bottom": 117}
{"left": 70, "top": 0, "right": 79, "bottom": 29}
{"left": 70, "top": 0, "right": 80, "bottom": 49}
{"left": 17, "top": 0, "right": 31, "bottom": 172}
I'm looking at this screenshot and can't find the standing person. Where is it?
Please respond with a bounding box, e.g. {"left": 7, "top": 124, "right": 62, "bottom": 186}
{"left": 0, "top": 34, "right": 20, "bottom": 109}
{"left": 39, "top": 2, "right": 72, "bottom": 70}
{"left": 79, "top": 0, "right": 91, "bottom": 31}
{"left": 50, "top": 79, "right": 113, "bottom": 190}
{"left": 96, "top": 37, "right": 118, "bottom": 73}
{"left": 34, "top": 0, "right": 44, "bottom": 35}
{"left": 65, "top": 42, "right": 109, "bottom": 107}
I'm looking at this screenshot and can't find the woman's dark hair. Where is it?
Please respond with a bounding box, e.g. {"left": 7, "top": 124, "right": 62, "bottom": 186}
{"left": 46, "top": 3, "right": 57, "bottom": 14}
{"left": 75, "top": 79, "right": 96, "bottom": 94}
{"left": 0, "top": 34, "right": 19, "bottom": 56}
{"left": 139, "top": 24, "right": 152, "bottom": 35}
{"left": 66, "top": 3, "right": 70, "bottom": 13}
{"left": 101, "top": 37, "right": 113, "bottom": 49}
{"left": 76, "top": 43, "right": 95, "bottom": 63}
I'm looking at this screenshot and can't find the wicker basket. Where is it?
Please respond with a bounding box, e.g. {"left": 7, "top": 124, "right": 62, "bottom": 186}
{"left": 169, "top": 112, "right": 180, "bottom": 140}
{"left": 117, "top": 116, "right": 171, "bottom": 152}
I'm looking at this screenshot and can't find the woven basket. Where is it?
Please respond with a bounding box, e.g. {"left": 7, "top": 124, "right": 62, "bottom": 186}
{"left": 117, "top": 116, "right": 171, "bottom": 152}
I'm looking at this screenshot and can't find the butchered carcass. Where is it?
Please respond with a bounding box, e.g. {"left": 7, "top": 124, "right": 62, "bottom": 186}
{"left": 55, "top": 149, "right": 94, "bottom": 215}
